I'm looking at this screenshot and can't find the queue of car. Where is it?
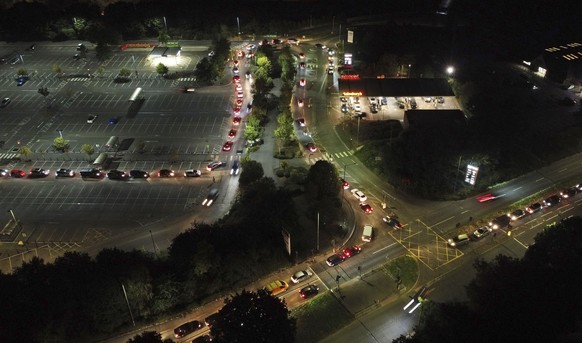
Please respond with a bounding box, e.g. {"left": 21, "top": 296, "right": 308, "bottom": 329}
{"left": 448, "top": 184, "right": 582, "bottom": 248}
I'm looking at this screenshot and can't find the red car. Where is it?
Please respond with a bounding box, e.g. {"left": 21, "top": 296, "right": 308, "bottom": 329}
{"left": 299, "top": 78, "right": 306, "bottom": 87}
{"left": 233, "top": 116, "right": 241, "bottom": 125}
{"left": 10, "top": 169, "right": 26, "bottom": 178}
{"left": 476, "top": 193, "right": 499, "bottom": 203}
{"left": 233, "top": 60, "right": 239, "bottom": 66}
{"left": 360, "top": 203, "right": 373, "bottom": 214}
{"left": 233, "top": 106, "right": 241, "bottom": 115}
{"left": 339, "top": 178, "right": 350, "bottom": 189}
{"left": 236, "top": 99, "right": 243, "bottom": 106}
{"left": 222, "top": 141, "right": 233, "bottom": 151}
{"left": 233, "top": 75, "right": 240, "bottom": 83}
{"left": 342, "top": 245, "right": 362, "bottom": 259}
{"left": 306, "top": 143, "right": 317, "bottom": 153}
{"left": 228, "top": 129, "right": 237, "bottom": 139}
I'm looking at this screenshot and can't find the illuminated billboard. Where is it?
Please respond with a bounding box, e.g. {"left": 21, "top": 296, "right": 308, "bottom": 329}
{"left": 464, "top": 164, "right": 479, "bottom": 185}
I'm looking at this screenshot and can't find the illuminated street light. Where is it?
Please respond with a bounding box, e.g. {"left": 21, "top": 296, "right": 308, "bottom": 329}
{"left": 446, "top": 66, "right": 455, "bottom": 75}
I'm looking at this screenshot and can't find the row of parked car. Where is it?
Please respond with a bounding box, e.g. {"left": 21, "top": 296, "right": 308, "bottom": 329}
{"left": 0, "top": 161, "right": 241, "bottom": 180}
{"left": 449, "top": 184, "right": 582, "bottom": 247}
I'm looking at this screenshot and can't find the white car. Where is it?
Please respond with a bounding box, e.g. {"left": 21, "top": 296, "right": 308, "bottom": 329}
{"left": 351, "top": 189, "right": 367, "bottom": 202}
{"left": 473, "top": 226, "right": 491, "bottom": 238}
{"left": 291, "top": 270, "right": 313, "bottom": 284}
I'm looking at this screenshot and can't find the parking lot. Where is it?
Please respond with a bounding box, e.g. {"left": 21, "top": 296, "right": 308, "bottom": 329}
{"left": 0, "top": 41, "right": 247, "bottom": 263}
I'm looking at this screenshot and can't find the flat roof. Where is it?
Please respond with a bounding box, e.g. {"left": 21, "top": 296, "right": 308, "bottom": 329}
{"left": 338, "top": 78, "right": 455, "bottom": 97}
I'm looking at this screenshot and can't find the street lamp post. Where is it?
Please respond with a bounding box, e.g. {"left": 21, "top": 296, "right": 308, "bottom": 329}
{"left": 236, "top": 17, "right": 241, "bottom": 35}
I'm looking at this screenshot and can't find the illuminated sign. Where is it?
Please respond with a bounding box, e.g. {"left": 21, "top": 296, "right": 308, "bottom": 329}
{"left": 465, "top": 164, "right": 479, "bottom": 185}
{"left": 344, "top": 53, "right": 352, "bottom": 67}
{"left": 347, "top": 30, "right": 354, "bottom": 43}
{"left": 340, "top": 74, "right": 360, "bottom": 80}
{"left": 343, "top": 92, "right": 363, "bottom": 96}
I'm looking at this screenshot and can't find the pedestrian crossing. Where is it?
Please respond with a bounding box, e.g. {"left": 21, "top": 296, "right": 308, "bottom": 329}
{"left": 178, "top": 77, "right": 196, "bottom": 81}
{"left": 0, "top": 153, "right": 19, "bottom": 160}
{"left": 305, "top": 149, "right": 355, "bottom": 165}
{"left": 68, "top": 77, "right": 91, "bottom": 82}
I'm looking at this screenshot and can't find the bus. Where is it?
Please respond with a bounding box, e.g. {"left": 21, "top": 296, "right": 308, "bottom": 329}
{"left": 129, "top": 87, "right": 142, "bottom": 102}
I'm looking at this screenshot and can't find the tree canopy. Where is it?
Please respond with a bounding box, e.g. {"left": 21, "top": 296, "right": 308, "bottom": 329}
{"left": 211, "top": 290, "right": 296, "bottom": 343}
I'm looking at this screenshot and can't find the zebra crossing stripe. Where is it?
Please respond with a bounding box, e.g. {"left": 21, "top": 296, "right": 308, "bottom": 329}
{"left": 0, "top": 153, "right": 18, "bottom": 159}
{"left": 178, "top": 77, "right": 196, "bottom": 81}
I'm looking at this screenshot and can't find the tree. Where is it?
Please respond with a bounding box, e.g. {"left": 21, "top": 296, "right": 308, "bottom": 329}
{"left": 81, "top": 144, "right": 95, "bottom": 160}
{"left": 306, "top": 160, "right": 340, "bottom": 199}
{"left": 274, "top": 112, "right": 294, "bottom": 142}
{"left": 156, "top": 63, "right": 169, "bottom": 76}
{"left": 17, "top": 67, "right": 28, "bottom": 76}
{"left": 211, "top": 289, "right": 296, "bottom": 343}
{"left": 119, "top": 67, "right": 131, "bottom": 77}
{"left": 53, "top": 136, "right": 69, "bottom": 153}
{"left": 52, "top": 64, "right": 62, "bottom": 74}
{"left": 244, "top": 115, "right": 261, "bottom": 141}
{"left": 95, "top": 42, "right": 112, "bottom": 61}
{"left": 18, "top": 146, "right": 32, "bottom": 161}
{"left": 194, "top": 57, "right": 214, "bottom": 84}
{"left": 239, "top": 160, "right": 264, "bottom": 187}
{"left": 96, "top": 66, "right": 105, "bottom": 77}
{"left": 158, "top": 31, "right": 170, "bottom": 46}
{"left": 37, "top": 87, "right": 50, "bottom": 104}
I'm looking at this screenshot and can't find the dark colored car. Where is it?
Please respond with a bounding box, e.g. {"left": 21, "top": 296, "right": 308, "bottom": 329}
{"left": 202, "top": 189, "right": 219, "bottom": 206}
{"left": 108, "top": 117, "right": 119, "bottom": 125}
{"left": 80, "top": 168, "right": 102, "bottom": 178}
{"left": 16, "top": 76, "right": 27, "bottom": 86}
{"left": 341, "top": 245, "right": 362, "bottom": 259}
{"left": 130, "top": 170, "right": 149, "bottom": 178}
{"left": 1, "top": 97, "right": 10, "bottom": 107}
{"left": 230, "top": 160, "right": 240, "bottom": 175}
{"left": 173, "top": 320, "right": 203, "bottom": 339}
{"left": 382, "top": 216, "right": 403, "bottom": 229}
{"left": 107, "top": 170, "right": 127, "bottom": 180}
{"left": 543, "top": 195, "right": 561, "bottom": 207}
{"left": 526, "top": 203, "right": 542, "bottom": 214}
{"left": 192, "top": 335, "right": 212, "bottom": 343}
{"left": 326, "top": 254, "right": 345, "bottom": 267}
{"left": 56, "top": 168, "right": 75, "bottom": 177}
{"left": 29, "top": 168, "right": 50, "bottom": 178}
{"left": 10, "top": 169, "right": 26, "bottom": 178}
{"left": 299, "top": 285, "right": 319, "bottom": 299}
{"left": 232, "top": 116, "right": 242, "bottom": 125}
{"left": 158, "top": 169, "right": 175, "bottom": 177}
{"left": 560, "top": 187, "right": 578, "bottom": 199}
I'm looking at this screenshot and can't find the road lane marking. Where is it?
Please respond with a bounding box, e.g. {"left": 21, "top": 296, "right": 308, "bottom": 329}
{"left": 372, "top": 242, "right": 397, "bottom": 254}
{"left": 431, "top": 216, "right": 454, "bottom": 227}
{"left": 512, "top": 186, "right": 522, "bottom": 192}
{"left": 535, "top": 178, "right": 544, "bottom": 182}
{"left": 558, "top": 168, "right": 567, "bottom": 173}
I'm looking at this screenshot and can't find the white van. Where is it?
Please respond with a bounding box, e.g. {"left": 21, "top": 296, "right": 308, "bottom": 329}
{"left": 362, "top": 224, "right": 373, "bottom": 242}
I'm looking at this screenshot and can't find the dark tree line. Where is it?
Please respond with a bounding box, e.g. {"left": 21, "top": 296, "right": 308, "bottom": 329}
{"left": 394, "top": 216, "right": 582, "bottom": 343}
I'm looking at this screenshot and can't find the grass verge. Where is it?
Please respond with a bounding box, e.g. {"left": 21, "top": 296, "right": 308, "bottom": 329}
{"left": 292, "top": 292, "right": 354, "bottom": 343}
{"left": 382, "top": 255, "right": 418, "bottom": 288}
